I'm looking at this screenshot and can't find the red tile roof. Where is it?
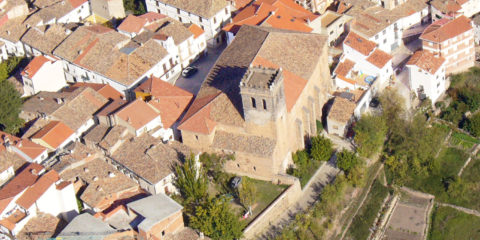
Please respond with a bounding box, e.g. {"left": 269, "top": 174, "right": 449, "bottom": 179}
{"left": 223, "top": 0, "right": 315, "bottom": 34}
{"left": 407, "top": 50, "right": 446, "bottom": 74}
{"left": 139, "top": 12, "right": 167, "bottom": 22}
{"left": 21, "top": 56, "right": 50, "bottom": 78}
{"left": 177, "top": 94, "right": 219, "bottom": 134}
{"left": 334, "top": 59, "right": 355, "bottom": 76}
{"left": 118, "top": 15, "right": 148, "bottom": 34}
{"left": 366, "top": 49, "right": 392, "bottom": 68}
{"left": 0, "top": 131, "right": 47, "bottom": 161}
{"left": 188, "top": 24, "right": 205, "bottom": 39}
{"left": 68, "top": 0, "right": 87, "bottom": 8}
{"left": 30, "top": 121, "right": 75, "bottom": 149}
{"left": 69, "top": 82, "right": 123, "bottom": 100}
{"left": 115, "top": 99, "right": 159, "bottom": 130}
{"left": 135, "top": 76, "right": 193, "bottom": 128}
{"left": 0, "top": 164, "right": 44, "bottom": 213}
{"left": 343, "top": 31, "right": 377, "bottom": 56}
{"left": 420, "top": 16, "right": 472, "bottom": 43}
{"left": 16, "top": 170, "right": 60, "bottom": 209}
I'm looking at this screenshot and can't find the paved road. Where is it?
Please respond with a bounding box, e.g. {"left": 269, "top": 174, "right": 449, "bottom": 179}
{"left": 173, "top": 43, "right": 227, "bottom": 95}
{"left": 259, "top": 158, "right": 340, "bottom": 239}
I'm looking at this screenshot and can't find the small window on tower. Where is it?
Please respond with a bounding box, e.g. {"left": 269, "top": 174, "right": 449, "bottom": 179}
{"left": 263, "top": 99, "right": 267, "bottom": 110}
{"left": 251, "top": 97, "right": 256, "bottom": 108}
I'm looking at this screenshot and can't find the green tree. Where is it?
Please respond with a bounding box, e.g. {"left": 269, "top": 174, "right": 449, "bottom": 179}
{"left": 190, "top": 197, "right": 243, "bottom": 240}
{"left": 175, "top": 154, "right": 208, "bottom": 203}
{"left": 336, "top": 149, "right": 360, "bottom": 175}
{"left": 310, "top": 135, "right": 333, "bottom": 162}
{"left": 0, "top": 80, "right": 24, "bottom": 134}
{"left": 123, "top": 0, "right": 146, "bottom": 15}
{"left": 447, "top": 177, "right": 467, "bottom": 199}
{"left": 238, "top": 177, "right": 256, "bottom": 210}
{"left": 379, "top": 88, "right": 405, "bottom": 134}
{"left": 465, "top": 113, "right": 480, "bottom": 137}
{"left": 354, "top": 114, "right": 387, "bottom": 157}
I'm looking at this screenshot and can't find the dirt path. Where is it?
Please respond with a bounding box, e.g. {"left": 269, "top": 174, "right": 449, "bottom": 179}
{"left": 437, "top": 202, "right": 480, "bottom": 217}
{"left": 458, "top": 144, "right": 480, "bottom": 176}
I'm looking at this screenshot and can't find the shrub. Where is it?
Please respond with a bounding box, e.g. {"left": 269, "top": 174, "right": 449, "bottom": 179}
{"left": 310, "top": 135, "right": 333, "bottom": 162}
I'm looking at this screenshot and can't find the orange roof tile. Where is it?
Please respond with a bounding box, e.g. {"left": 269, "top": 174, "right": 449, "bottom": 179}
{"left": 334, "top": 59, "right": 355, "bottom": 76}
{"left": 118, "top": 15, "right": 148, "bottom": 34}
{"left": 366, "top": 49, "right": 392, "bottom": 68}
{"left": 188, "top": 24, "right": 205, "bottom": 39}
{"left": 407, "top": 50, "right": 445, "bottom": 75}
{"left": 344, "top": 31, "right": 377, "bottom": 56}
{"left": 30, "top": 121, "right": 75, "bottom": 149}
{"left": 0, "top": 131, "right": 47, "bottom": 161}
{"left": 68, "top": 0, "right": 87, "bottom": 8}
{"left": 138, "top": 12, "right": 167, "bottom": 22}
{"left": 0, "top": 219, "right": 15, "bottom": 231}
{"left": 420, "top": 16, "right": 472, "bottom": 43}
{"left": 178, "top": 94, "right": 219, "bottom": 134}
{"left": 135, "top": 77, "right": 193, "bottom": 128}
{"left": 21, "top": 56, "right": 50, "bottom": 78}
{"left": 69, "top": 82, "right": 123, "bottom": 100}
{"left": 16, "top": 170, "right": 60, "bottom": 209}
{"left": 115, "top": 99, "right": 159, "bottom": 130}
{"left": 328, "top": 97, "right": 356, "bottom": 123}
{"left": 0, "top": 164, "right": 43, "bottom": 213}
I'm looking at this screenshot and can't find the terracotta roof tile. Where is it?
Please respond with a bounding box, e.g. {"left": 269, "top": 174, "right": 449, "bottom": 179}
{"left": 138, "top": 12, "right": 167, "bottom": 22}
{"left": 16, "top": 170, "right": 60, "bottom": 209}
{"left": 160, "top": 0, "right": 229, "bottom": 18}
{"left": 136, "top": 76, "right": 193, "bottom": 128}
{"left": 115, "top": 99, "right": 159, "bottom": 130}
{"left": 328, "top": 97, "right": 356, "bottom": 123}
{"left": 334, "top": 59, "right": 355, "bottom": 76}
{"left": 420, "top": 15, "right": 472, "bottom": 43}
{"left": 0, "top": 163, "right": 44, "bottom": 212}
{"left": 17, "top": 213, "right": 60, "bottom": 240}
{"left": 187, "top": 23, "right": 205, "bottom": 38}
{"left": 30, "top": 121, "right": 75, "bottom": 149}
{"left": 69, "top": 82, "right": 123, "bottom": 100}
{"left": 118, "top": 15, "right": 148, "bottom": 34}
{"left": 21, "top": 56, "right": 50, "bottom": 79}
{"left": 344, "top": 31, "right": 376, "bottom": 56}
{"left": 407, "top": 50, "right": 445, "bottom": 74}
{"left": 366, "top": 49, "right": 392, "bottom": 68}
{"left": 0, "top": 131, "right": 47, "bottom": 161}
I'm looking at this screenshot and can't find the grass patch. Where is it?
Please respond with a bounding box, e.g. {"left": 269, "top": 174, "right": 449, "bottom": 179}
{"left": 432, "top": 123, "right": 451, "bottom": 139}
{"left": 242, "top": 179, "right": 288, "bottom": 225}
{"left": 455, "top": 158, "right": 480, "bottom": 211}
{"left": 347, "top": 180, "right": 389, "bottom": 240}
{"left": 404, "top": 147, "right": 467, "bottom": 200}
{"left": 449, "top": 131, "right": 480, "bottom": 149}
{"left": 429, "top": 206, "right": 480, "bottom": 240}
{"left": 317, "top": 120, "right": 324, "bottom": 133}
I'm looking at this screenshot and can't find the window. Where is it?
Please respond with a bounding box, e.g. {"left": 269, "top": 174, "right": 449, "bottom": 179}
{"left": 177, "top": 8, "right": 180, "bottom": 14}
{"left": 169, "top": 58, "right": 174, "bottom": 66}
{"left": 199, "top": 16, "right": 202, "bottom": 22}
{"left": 251, "top": 97, "right": 256, "bottom": 108}
{"left": 330, "top": 30, "right": 334, "bottom": 35}
{"left": 338, "top": 23, "right": 343, "bottom": 28}
{"left": 263, "top": 99, "right": 267, "bottom": 110}
{"left": 253, "top": 166, "right": 256, "bottom": 171}
{"left": 383, "top": 39, "right": 387, "bottom": 44}
{"left": 163, "top": 63, "right": 167, "bottom": 72}
{"left": 213, "top": 17, "right": 217, "bottom": 24}
{"left": 225, "top": 8, "right": 228, "bottom": 14}
{"left": 437, "top": 82, "right": 440, "bottom": 88}
{"left": 195, "top": 135, "right": 199, "bottom": 140}
{"left": 179, "top": 16, "right": 182, "bottom": 22}
{"left": 375, "top": 34, "right": 379, "bottom": 40}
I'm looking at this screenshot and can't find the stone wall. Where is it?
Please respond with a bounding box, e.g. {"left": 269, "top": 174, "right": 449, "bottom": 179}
{"left": 242, "top": 176, "right": 301, "bottom": 239}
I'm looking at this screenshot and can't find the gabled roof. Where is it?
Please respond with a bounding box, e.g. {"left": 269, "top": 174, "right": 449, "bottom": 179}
{"left": 21, "top": 56, "right": 51, "bottom": 79}
{"left": 0, "top": 131, "right": 47, "bottom": 161}
{"left": 334, "top": 58, "right": 355, "bottom": 76}
{"left": 115, "top": 99, "right": 159, "bottom": 130}
{"left": 0, "top": 163, "right": 44, "bottom": 213}
{"left": 187, "top": 23, "right": 205, "bottom": 39}
{"left": 366, "top": 49, "right": 392, "bottom": 68}
{"left": 68, "top": 82, "right": 123, "bottom": 100}
{"left": 343, "top": 31, "right": 376, "bottom": 56}
{"left": 135, "top": 76, "right": 193, "bottom": 128}
{"left": 179, "top": 25, "right": 327, "bottom": 134}
{"left": 118, "top": 15, "right": 148, "bottom": 34}
{"left": 223, "top": 0, "right": 315, "bottom": 34}
{"left": 16, "top": 170, "right": 60, "bottom": 209}
{"left": 328, "top": 97, "right": 356, "bottom": 123}
{"left": 430, "top": 0, "right": 462, "bottom": 14}
{"left": 407, "top": 50, "right": 445, "bottom": 74}
{"left": 160, "top": 0, "right": 229, "bottom": 18}
{"left": 420, "top": 16, "right": 472, "bottom": 43}
{"left": 30, "top": 121, "right": 75, "bottom": 149}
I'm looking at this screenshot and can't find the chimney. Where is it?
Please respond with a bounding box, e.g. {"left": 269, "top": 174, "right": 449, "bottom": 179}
{"left": 30, "top": 168, "right": 38, "bottom": 175}
{"left": 56, "top": 98, "right": 63, "bottom": 104}
{"left": 108, "top": 172, "right": 116, "bottom": 178}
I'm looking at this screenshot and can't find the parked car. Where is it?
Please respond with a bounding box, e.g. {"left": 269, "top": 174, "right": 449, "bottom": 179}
{"left": 369, "top": 97, "right": 380, "bottom": 108}
{"left": 182, "top": 66, "right": 198, "bottom": 77}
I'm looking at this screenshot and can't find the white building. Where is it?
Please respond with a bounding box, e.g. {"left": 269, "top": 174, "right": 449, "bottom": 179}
{"left": 144, "top": 0, "right": 232, "bottom": 47}
{"left": 406, "top": 50, "right": 447, "bottom": 104}
{"left": 0, "top": 165, "right": 78, "bottom": 237}
{"left": 21, "top": 55, "right": 67, "bottom": 96}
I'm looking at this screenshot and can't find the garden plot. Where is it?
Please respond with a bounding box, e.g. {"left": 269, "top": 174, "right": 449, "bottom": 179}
{"left": 382, "top": 191, "right": 434, "bottom": 240}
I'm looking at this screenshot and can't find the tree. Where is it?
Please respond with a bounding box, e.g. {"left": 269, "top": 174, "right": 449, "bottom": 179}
{"left": 123, "top": 0, "right": 146, "bottom": 15}
{"left": 354, "top": 114, "right": 387, "bottom": 157}
{"left": 238, "top": 177, "right": 256, "bottom": 210}
{"left": 336, "top": 149, "right": 361, "bottom": 175}
{"left": 0, "top": 80, "right": 24, "bottom": 134}
{"left": 379, "top": 88, "right": 405, "bottom": 134}
{"left": 465, "top": 113, "right": 480, "bottom": 137}
{"left": 310, "top": 135, "right": 333, "bottom": 162}
{"left": 175, "top": 154, "right": 208, "bottom": 203}
{"left": 190, "top": 197, "right": 243, "bottom": 240}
